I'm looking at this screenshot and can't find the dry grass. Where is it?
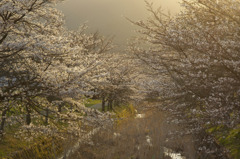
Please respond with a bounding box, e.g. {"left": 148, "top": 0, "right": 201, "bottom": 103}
{"left": 66, "top": 109, "right": 196, "bottom": 159}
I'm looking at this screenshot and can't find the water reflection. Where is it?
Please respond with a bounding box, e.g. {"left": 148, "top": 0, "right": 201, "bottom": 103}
{"left": 135, "top": 113, "right": 145, "bottom": 119}
{"left": 164, "top": 147, "right": 186, "bottom": 159}
{"left": 133, "top": 113, "right": 186, "bottom": 159}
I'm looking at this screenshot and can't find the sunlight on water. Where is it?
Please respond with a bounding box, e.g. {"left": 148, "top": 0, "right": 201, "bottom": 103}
{"left": 135, "top": 114, "right": 146, "bottom": 118}
{"left": 164, "top": 147, "right": 186, "bottom": 159}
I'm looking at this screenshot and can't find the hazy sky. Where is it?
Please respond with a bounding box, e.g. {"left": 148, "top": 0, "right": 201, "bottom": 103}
{"left": 57, "top": 0, "right": 181, "bottom": 49}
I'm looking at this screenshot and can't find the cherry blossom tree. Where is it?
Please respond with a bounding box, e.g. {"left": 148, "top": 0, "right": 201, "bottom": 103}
{"left": 90, "top": 52, "right": 136, "bottom": 111}
{"left": 0, "top": 0, "right": 68, "bottom": 137}
{"left": 129, "top": 0, "right": 240, "bottom": 157}
{"left": 0, "top": 0, "right": 113, "bottom": 139}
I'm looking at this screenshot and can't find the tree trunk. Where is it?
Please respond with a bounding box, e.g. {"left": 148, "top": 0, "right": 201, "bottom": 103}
{"left": 109, "top": 100, "right": 113, "bottom": 111}
{"left": 0, "top": 108, "right": 7, "bottom": 137}
{"left": 26, "top": 105, "right": 31, "bottom": 125}
{"left": 107, "top": 100, "right": 110, "bottom": 111}
{"left": 45, "top": 106, "right": 49, "bottom": 125}
{"left": 58, "top": 104, "right": 62, "bottom": 113}
{"left": 102, "top": 97, "right": 105, "bottom": 112}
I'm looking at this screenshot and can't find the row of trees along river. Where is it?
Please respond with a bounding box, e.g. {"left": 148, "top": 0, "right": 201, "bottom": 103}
{"left": 0, "top": 0, "right": 239, "bottom": 158}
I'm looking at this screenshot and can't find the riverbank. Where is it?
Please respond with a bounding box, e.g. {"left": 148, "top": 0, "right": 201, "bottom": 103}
{"left": 65, "top": 106, "right": 191, "bottom": 159}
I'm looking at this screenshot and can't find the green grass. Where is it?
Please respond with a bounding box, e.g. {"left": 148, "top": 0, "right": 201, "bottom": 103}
{"left": 207, "top": 125, "right": 240, "bottom": 159}
{"left": 84, "top": 99, "right": 101, "bottom": 107}
{"left": 114, "top": 104, "right": 136, "bottom": 126}
{"left": 0, "top": 115, "right": 69, "bottom": 158}
{"left": 0, "top": 125, "right": 64, "bottom": 159}
{"left": 0, "top": 99, "right": 84, "bottom": 158}
{"left": 0, "top": 125, "right": 30, "bottom": 158}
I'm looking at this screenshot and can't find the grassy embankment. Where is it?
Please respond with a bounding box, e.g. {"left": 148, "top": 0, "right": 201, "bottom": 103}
{"left": 1, "top": 99, "right": 129, "bottom": 159}
{"left": 113, "top": 104, "right": 136, "bottom": 126}
{"left": 84, "top": 98, "right": 101, "bottom": 107}
{"left": 191, "top": 105, "right": 240, "bottom": 158}
{"left": 0, "top": 98, "right": 100, "bottom": 159}
{"left": 207, "top": 125, "right": 240, "bottom": 159}
{"left": 0, "top": 127, "right": 63, "bottom": 159}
